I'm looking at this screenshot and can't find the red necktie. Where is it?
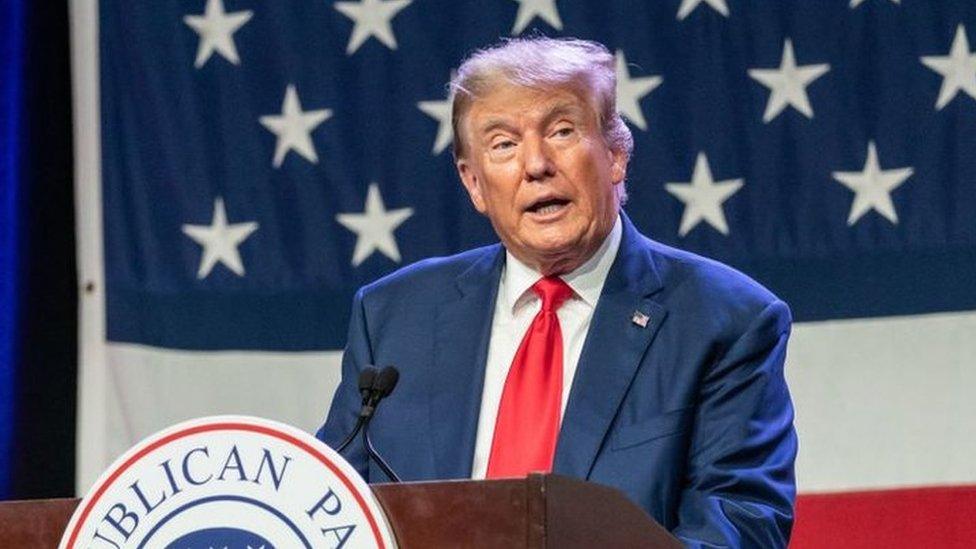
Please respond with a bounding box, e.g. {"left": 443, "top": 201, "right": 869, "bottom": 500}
{"left": 486, "top": 276, "right": 573, "bottom": 478}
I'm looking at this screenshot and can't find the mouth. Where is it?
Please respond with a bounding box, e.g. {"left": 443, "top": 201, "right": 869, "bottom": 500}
{"left": 525, "top": 197, "right": 572, "bottom": 217}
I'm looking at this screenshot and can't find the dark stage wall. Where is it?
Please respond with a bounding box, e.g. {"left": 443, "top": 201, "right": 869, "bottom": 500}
{"left": 1, "top": 0, "right": 77, "bottom": 499}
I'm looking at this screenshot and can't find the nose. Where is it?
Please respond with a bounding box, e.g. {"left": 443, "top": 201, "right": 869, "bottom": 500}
{"left": 522, "top": 134, "right": 556, "bottom": 181}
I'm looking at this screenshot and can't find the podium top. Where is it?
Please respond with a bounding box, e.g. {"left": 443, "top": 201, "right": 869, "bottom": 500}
{"left": 372, "top": 474, "right": 680, "bottom": 548}
{"left": 0, "top": 474, "right": 679, "bottom": 548}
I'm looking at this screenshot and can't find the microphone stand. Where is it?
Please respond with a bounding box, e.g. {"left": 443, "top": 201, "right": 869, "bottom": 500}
{"left": 335, "top": 367, "right": 377, "bottom": 454}
{"left": 334, "top": 416, "right": 366, "bottom": 454}
{"left": 363, "top": 424, "right": 401, "bottom": 482}
{"left": 335, "top": 366, "right": 403, "bottom": 483}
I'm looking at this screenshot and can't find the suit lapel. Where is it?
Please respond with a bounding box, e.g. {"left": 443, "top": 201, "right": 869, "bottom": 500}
{"left": 553, "top": 214, "right": 667, "bottom": 479}
{"left": 429, "top": 245, "right": 504, "bottom": 479}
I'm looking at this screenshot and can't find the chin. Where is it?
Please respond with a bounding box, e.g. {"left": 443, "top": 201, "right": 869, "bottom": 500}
{"left": 531, "top": 240, "right": 590, "bottom": 270}
{"left": 527, "top": 234, "right": 578, "bottom": 254}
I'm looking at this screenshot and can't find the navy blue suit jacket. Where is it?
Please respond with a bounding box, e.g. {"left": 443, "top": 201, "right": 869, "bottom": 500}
{"left": 318, "top": 214, "right": 797, "bottom": 547}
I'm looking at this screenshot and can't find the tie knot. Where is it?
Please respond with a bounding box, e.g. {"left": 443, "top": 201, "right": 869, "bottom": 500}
{"left": 532, "top": 277, "right": 573, "bottom": 312}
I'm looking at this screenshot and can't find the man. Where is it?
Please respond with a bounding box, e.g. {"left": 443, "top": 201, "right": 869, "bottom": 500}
{"left": 318, "top": 37, "right": 797, "bottom": 546}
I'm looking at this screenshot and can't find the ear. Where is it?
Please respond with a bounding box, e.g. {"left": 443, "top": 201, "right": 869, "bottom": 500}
{"left": 456, "top": 159, "right": 488, "bottom": 215}
{"left": 609, "top": 146, "right": 627, "bottom": 186}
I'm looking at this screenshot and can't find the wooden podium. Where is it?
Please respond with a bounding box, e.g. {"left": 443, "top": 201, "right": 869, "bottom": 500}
{"left": 0, "top": 474, "right": 680, "bottom": 548}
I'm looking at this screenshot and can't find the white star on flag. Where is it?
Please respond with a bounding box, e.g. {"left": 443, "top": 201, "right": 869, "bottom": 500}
{"left": 182, "top": 197, "right": 258, "bottom": 279}
{"left": 511, "top": 0, "right": 563, "bottom": 35}
{"left": 259, "top": 85, "right": 333, "bottom": 168}
{"left": 336, "top": 183, "right": 414, "bottom": 266}
{"left": 665, "top": 152, "right": 744, "bottom": 236}
{"left": 849, "top": 0, "right": 900, "bottom": 7}
{"left": 183, "top": 0, "right": 253, "bottom": 68}
{"left": 334, "top": 0, "right": 413, "bottom": 55}
{"left": 615, "top": 50, "right": 662, "bottom": 131}
{"left": 832, "top": 141, "right": 913, "bottom": 225}
{"left": 920, "top": 24, "right": 976, "bottom": 110}
{"left": 748, "top": 39, "right": 830, "bottom": 123}
{"left": 676, "top": 0, "right": 729, "bottom": 21}
{"left": 417, "top": 85, "right": 454, "bottom": 155}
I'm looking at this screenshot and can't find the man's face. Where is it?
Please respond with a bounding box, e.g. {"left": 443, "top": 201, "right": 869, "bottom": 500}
{"left": 456, "top": 83, "right": 626, "bottom": 275}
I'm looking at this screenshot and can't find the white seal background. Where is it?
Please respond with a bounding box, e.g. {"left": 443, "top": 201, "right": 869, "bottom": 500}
{"left": 59, "top": 415, "right": 397, "bottom": 549}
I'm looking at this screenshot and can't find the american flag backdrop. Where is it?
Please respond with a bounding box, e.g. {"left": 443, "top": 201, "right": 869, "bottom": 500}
{"left": 70, "top": 0, "right": 976, "bottom": 546}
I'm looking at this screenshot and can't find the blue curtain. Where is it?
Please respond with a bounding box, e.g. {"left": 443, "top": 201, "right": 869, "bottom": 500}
{"left": 0, "top": 0, "right": 26, "bottom": 499}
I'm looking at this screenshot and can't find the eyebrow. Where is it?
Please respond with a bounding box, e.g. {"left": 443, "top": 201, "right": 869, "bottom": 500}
{"left": 476, "top": 102, "right": 586, "bottom": 138}
{"left": 477, "top": 118, "right": 516, "bottom": 138}
{"left": 542, "top": 103, "right": 585, "bottom": 126}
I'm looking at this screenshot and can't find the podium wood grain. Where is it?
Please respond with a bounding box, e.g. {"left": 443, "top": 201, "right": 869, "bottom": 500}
{"left": 0, "top": 497, "right": 79, "bottom": 547}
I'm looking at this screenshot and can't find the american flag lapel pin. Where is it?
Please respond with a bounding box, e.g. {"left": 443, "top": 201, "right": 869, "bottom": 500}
{"left": 631, "top": 310, "right": 650, "bottom": 328}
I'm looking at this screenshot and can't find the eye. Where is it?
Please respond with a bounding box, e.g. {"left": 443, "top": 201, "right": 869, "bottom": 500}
{"left": 551, "top": 126, "right": 575, "bottom": 138}
{"left": 491, "top": 139, "right": 516, "bottom": 151}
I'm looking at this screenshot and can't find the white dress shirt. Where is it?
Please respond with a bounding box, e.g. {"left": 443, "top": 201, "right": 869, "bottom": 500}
{"left": 470, "top": 215, "right": 623, "bottom": 479}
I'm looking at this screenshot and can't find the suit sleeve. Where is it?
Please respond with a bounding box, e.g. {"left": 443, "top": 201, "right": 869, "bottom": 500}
{"left": 316, "top": 287, "right": 373, "bottom": 481}
{"left": 673, "top": 299, "right": 797, "bottom": 548}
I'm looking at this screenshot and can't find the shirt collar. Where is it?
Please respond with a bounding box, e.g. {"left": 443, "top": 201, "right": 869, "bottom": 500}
{"left": 502, "top": 214, "right": 623, "bottom": 313}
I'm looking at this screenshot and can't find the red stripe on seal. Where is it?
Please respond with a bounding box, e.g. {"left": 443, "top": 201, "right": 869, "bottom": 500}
{"left": 65, "top": 422, "right": 387, "bottom": 549}
{"left": 791, "top": 484, "right": 976, "bottom": 548}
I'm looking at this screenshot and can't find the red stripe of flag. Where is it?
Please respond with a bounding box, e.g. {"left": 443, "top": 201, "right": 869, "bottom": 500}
{"left": 791, "top": 485, "right": 976, "bottom": 548}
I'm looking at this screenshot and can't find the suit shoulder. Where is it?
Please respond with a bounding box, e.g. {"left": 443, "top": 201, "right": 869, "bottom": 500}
{"left": 644, "top": 237, "right": 790, "bottom": 324}
{"left": 359, "top": 244, "right": 500, "bottom": 301}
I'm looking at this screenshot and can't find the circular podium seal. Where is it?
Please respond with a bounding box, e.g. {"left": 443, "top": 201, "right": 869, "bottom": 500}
{"left": 60, "top": 416, "right": 397, "bottom": 549}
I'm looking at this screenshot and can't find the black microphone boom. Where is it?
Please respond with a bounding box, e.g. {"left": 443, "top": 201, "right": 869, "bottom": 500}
{"left": 334, "top": 366, "right": 379, "bottom": 454}
{"left": 358, "top": 368, "right": 377, "bottom": 404}
{"left": 362, "top": 366, "right": 402, "bottom": 482}
{"left": 335, "top": 365, "right": 404, "bottom": 483}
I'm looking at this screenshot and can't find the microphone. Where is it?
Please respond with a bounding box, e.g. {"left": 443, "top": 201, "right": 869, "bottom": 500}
{"left": 358, "top": 367, "right": 377, "bottom": 404}
{"left": 362, "top": 366, "right": 402, "bottom": 482}
{"left": 360, "top": 366, "right": 397, "bottom": 420}
{"left": 334, "top": 367, "right": 378, "bottom": 454}
{"left": 369, "top": 367, "right": 398, "bottom": 408}
{"left": 334, "top": 365, "right": 403, "bottom": 483}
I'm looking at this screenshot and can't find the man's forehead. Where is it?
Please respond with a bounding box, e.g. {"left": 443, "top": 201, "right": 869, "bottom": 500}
{"left": 469, "top": 85, "right": 594, "bottom": 128}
